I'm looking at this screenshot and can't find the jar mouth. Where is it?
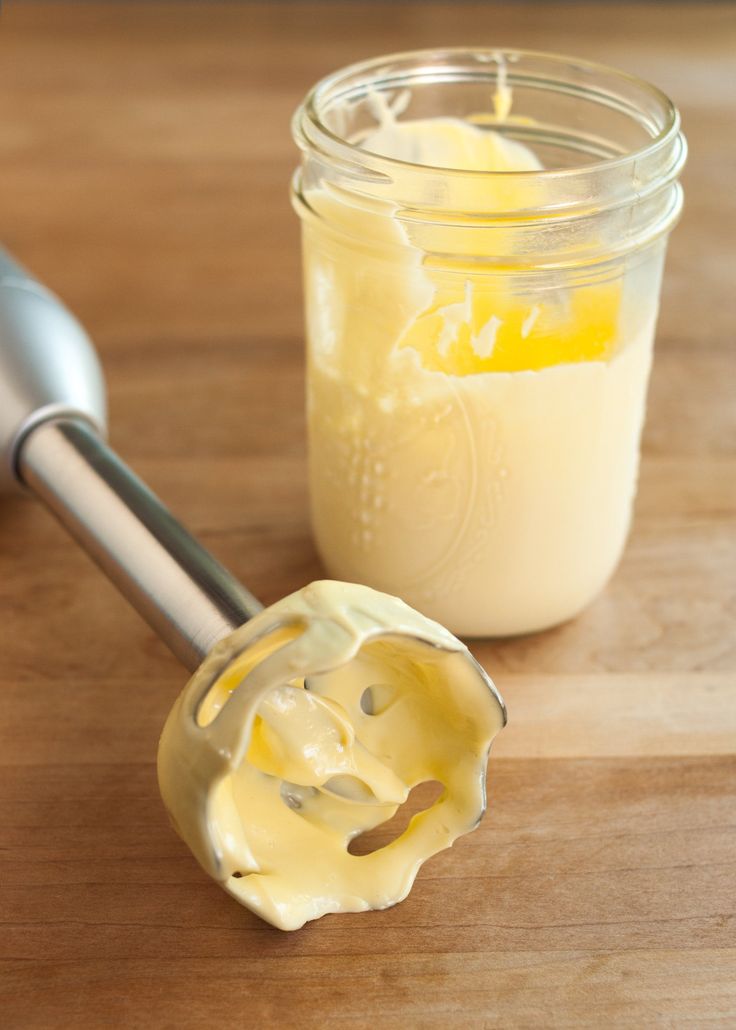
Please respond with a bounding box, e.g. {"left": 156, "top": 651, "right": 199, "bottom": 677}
{"left": 292, "top": 48, "right": 686, "bottom": 265}
{"left": 295, "top": 46, "right": 684, "bottom": 181}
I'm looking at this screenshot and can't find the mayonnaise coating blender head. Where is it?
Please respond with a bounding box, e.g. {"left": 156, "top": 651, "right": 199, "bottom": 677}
{"left": 158, "top": 580, "right": 506, "bottom": 931}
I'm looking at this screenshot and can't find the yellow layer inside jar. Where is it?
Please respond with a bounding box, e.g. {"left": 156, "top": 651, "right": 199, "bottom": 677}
{"left": 355, "top": 109, "right": 621, "bottom": 373}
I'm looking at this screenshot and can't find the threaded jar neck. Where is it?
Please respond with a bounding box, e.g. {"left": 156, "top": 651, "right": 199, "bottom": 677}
{"left": 292, "top": 48, "right": 687, "bottom": 270}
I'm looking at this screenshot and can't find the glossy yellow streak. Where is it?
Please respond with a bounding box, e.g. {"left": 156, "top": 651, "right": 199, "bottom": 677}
{"left": 357, "top": 113, "right": 622, "bottom": 373}
{"left": 196, "top": 623, "right": 305, "bottom": 726}
{"left": 398, "top": 279, "right": 622, "bottom": 374}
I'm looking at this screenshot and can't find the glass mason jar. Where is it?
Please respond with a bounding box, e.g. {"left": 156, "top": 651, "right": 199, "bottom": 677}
{"left": 291, "top": 49, "right": 686, "bottom": 637}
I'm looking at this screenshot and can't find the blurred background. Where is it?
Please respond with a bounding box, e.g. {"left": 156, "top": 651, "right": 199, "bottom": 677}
{"left": 0, "top": 2, "right": 730, "bottom": 353}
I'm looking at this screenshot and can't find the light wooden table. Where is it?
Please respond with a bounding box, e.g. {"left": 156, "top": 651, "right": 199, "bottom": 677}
{"left": 1, "top": 4, "right": 734, "bottom": 1027}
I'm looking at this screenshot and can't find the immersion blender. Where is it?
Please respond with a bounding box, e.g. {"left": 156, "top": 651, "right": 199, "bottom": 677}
{"left": 0, "top": 249, "right": 506, "bottom": 924}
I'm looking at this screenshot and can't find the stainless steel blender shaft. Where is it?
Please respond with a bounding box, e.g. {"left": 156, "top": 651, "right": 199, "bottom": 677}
{"left": 18, "top": 417, "right": 263, "bottom": 670}
{"left": 0, "top": 249, "right": 262, "bottom": 671}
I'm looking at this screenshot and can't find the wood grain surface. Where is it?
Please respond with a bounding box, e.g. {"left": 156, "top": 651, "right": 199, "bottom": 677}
{"left": 1, "top": 3, "right": 735, "bottom": 1027}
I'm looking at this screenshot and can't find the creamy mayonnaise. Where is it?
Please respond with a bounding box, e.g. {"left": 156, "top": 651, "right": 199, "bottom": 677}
{"left": 309, "top": 325, "right": 653, "bottom": 636}
{"left": 302, "top": 89, "right": 658, "bottom": 635}
{"left": 158, "top": 580, "right": 506, "bottom": 930}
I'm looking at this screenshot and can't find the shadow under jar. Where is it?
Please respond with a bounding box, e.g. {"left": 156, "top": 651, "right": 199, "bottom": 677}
{"left": 291, "top": 48, "right": 687, "bottom": 637}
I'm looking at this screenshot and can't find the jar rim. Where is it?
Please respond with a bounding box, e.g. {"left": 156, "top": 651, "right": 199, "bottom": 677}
{"left": 296, "top": 46, "right": 683, "bottom": 181}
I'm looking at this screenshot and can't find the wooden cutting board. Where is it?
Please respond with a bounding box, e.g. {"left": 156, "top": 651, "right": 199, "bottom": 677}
{"left": 0, "top": 4, "right": 734, "bottom": 1027}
